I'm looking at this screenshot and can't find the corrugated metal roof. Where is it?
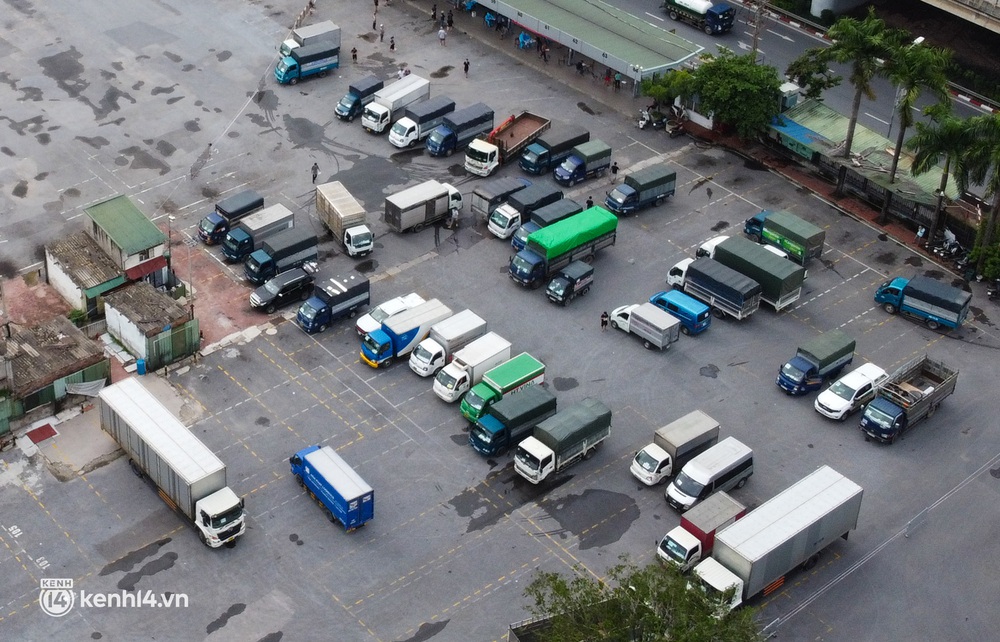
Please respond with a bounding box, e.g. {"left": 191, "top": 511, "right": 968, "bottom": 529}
{"left": 46, "top": 232, "right": 125, "bottom": 290}
{"left": 104, "top": 281, "right": 191, "bottom": 337}
{"left": 4, "top": 315, "right": 105, "bottom": 397}
{"left": 773, "top": 100, "right": 960, "bottom": 204}
{"left": 493, "top": 0, "right": 702, "bottom": 75}
{"left": 85, "top": 195, "right": 167, "bottom": 255}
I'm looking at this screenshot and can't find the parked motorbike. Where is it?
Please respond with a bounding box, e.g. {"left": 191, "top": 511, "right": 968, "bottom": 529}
{"left": 987, "top": 280, "right": 1000, "bottom": 301}
{"left": 637, "top": 108, "right": 666, "bottom": 130}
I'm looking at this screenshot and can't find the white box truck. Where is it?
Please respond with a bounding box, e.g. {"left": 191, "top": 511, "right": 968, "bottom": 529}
{"left": 316, "top": 181, "right": 373, "bottom": 257}
{"left": 433, "top": 332, "right": 512, "bottom": 402}
{"left": 362, "top": 75, "right": 430, "bottom": 134}
{"left": 99, "top": 378, "right": 246, "bottom": 548}
{"left": 384, "top": 180, "right": 463, "bottom": 233}
{"left": 609, "top": 302, "right": 681, "bottom": 351}
{"left": 692, "top": 465, "right": 863, "bottom": 611}
{"left": 409, "top": 309, "right": 488, "bottom": 377}
{"left": 630, "top": 410, "right": 720, "bottom": 486}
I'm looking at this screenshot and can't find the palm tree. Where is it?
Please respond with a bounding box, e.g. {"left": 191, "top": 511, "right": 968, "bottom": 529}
{"left": 824, "top": 8, "right": 907, "bottom": 160}
{"left": 885, "top": 44, "right": 951, "bottom": 184}
{"left": 906, "top": 114, "right": 972, "bottom": 245}
{"left": 964, "top": 114, "right": 1000, "bottom": 274}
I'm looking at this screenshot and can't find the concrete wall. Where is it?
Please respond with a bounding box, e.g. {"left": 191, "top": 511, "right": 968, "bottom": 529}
{"left": 104, "top": 303, "right": 148, "bottom": 361}
{"left": 45, "top": 248, "right": 86, "bottom": 311}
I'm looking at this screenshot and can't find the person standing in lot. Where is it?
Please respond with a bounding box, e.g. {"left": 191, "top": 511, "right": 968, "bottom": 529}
{"left": 380, "top": 24, "right": 385, "bottom": 42}
{"left": 390, "top": 36, "right": 396, "bottom": 52}
{"left": 447, "top": 10, "right": 454, "bottom": 30}
{"left": 351, "top": 47, "right": 358, "bottom": 63}
{"left": 586, "top": 195, "right": 594, "bottom": 208}
{"left": 610, "top": 162, "right": 619, "bottom": 183}
{"left": 438, "top": 28, "right": 447, "bottom": 46}
{"left": 463, "top": 58, "right": 469, "bottom": 76}
{"left": 601, "top": 311, "right": 609, "bottom": 331}
{"left": 311, "top": 163, "right": 319, "bottom": 184}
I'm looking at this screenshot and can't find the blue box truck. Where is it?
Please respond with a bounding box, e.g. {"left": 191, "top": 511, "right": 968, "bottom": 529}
{"left": 289, "top": 445, "right": 373, "bottom": 531}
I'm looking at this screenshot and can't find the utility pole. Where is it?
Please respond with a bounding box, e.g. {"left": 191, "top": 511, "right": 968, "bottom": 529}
{"left": 749, "top": 0, "right": 768, "bottom": 64}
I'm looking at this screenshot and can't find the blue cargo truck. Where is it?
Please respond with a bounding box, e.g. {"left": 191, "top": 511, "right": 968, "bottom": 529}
{"left": 470, "top": 385, "right": 557, "bottom": 457}
{"left": 297, "top": 275, "right": 371, "bottom": 334}
{"left": 336, "top": 75, "right": 384, "bottom": 122}
{"left": 274, "top": 43, "right": 339, "bottom": 85}
{"left": 361, "top": 299, "right": 453, "bottom": 368}
{"left": 244, "top": 227, "right": 318, "bottom": 285}
{"left": 198, "top": 189, "right": 264, "bottom": 245}
{"left": 777, "top": 330, "right": 855, "bottom": 395}
{"left": 519, "top": 124, "right": 590, "bottom": 174}
{"left": 553, "top": 140, "right": 612, "bottom": 186}
{"left": 426, "top": 103, "right": 494, "bottom": 157}
{"left": 511, "top": 199, "right": 584, "bottom": 252}
{"left": 605, "top": 165, "right": 676, "bottom": 215}
{"left": 874, "top": 276, "right": 971, "bottom": 331}
{"left": 290, "top": 445, "right": 373, "bottom": 531}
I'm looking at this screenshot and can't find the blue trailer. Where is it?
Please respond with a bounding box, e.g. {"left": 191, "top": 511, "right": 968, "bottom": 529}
{"left": 289, "top": 445, "right": 373, "bottom": 531}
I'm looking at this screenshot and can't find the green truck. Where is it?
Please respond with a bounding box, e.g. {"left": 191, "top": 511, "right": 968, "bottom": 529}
{"left": 712, "top": 236, "right": 806, "bottom": 311}
{"left": 508, "top": 207, "right": 618, "bottom": 288}
{"left": 743, "top": 210, "right": 825, "bottom": 265}
{"left": 460, "top": 353, "right": 546, "bottom": 423}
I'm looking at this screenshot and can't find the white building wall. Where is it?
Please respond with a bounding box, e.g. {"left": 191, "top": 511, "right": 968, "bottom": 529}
{"left": 44, "top": 249, "right": 86, "bottom": 310}
{"left": 104, "top": 304, "right": 149, "bottom": 360}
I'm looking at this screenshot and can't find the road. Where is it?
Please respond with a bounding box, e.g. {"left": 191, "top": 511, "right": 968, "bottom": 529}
{"left": 1, "top": 1, "right": 1000, "bottom": 641}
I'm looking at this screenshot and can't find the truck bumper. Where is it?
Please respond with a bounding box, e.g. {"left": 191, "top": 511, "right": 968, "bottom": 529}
{"left": 360, "top": 351, "right": 382, "bottom": 368}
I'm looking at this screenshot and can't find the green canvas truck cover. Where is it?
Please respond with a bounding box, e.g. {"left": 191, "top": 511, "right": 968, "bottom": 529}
{"left": 533, "top": 397, "right": 612, "bottom": 453}
{"left": 527, "top": 207, "right": 618, "bottom": 260}
{"left": 763, "top": 210, "right": 825, "bottom": 257}
{"left": 799, "top": 330, "right": 855, "bottom": 370}
{"left": 715, "top": 236, "right": 805, "bottom": 299}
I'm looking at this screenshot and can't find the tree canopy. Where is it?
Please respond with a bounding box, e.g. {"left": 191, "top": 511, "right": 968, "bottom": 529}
{"left": 689, "top": 50, "right": 782, "bottom": 140}
{"left": 520, "top": 557, "right": 763, "bottom": 642}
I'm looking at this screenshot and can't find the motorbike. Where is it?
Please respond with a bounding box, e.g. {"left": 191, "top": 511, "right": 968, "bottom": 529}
{"left": 637, "top": 108, "right": 666, "bottom": 130}
{"left": 987, "top": 280, "right": 1000, "bottom": 301}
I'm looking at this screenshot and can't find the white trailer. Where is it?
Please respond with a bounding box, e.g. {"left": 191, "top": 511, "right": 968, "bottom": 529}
{"left": 409, "top": 309, "right": 488, "bottom": 377}
{"left": 362, "top": 75, "right": 430, "bottom": 134}
{"left": 99, "top": 378, "right": 246, "bottom": 548}
{"left": 316, "top": 181, "right": 373, "bottom": 257}
{"left": 610, "top": 302, "right": 681, "bottom": 350}
{"left": 693, "top": 465, "right": 863, "bottom": 611}
{"left": 433, "top": 332, "right": 512, "bottom": 402}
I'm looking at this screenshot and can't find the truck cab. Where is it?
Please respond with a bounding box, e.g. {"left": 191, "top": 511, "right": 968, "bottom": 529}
{"left": 344, "top": 225, "right": 374, "bottom": 257}
{"left": 658, "top": 527, "right": 703, "bottom": 570}
{"left": 632, "top": 442, "right": 673, "bottom": 485}
{"left": 511, "top": 221, "right": 540, "bottom": 252}
{"left": 488, "top": 203, "right": 523, "bottom": 239}
{"left": 460, "top": 383, "right": 500, "bottom": 422}
{"left": 692, "top": 557, "right": 744, "bottom": 613}
{"left": 546, "top": 261, "right": 594, "bottom": 305}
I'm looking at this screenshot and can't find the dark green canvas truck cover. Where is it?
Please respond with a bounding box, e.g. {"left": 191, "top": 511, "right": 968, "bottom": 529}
{"left": 534, "top": 397, "right": 612, "bottom": 453}
{"left": 715, "top": 236, "right": 805, "bottom": 299}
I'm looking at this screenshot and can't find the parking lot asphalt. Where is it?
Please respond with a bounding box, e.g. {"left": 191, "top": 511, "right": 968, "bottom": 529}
{"left": 3, "top": 2, "right": 1000, "bottom": 642}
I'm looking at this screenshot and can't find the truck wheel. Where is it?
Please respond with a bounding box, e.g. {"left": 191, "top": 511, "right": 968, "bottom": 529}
{"left": 927, "top": 403, "right": 937, "bottom": 418}
{"left": 582, "top": 254, "right": 595, "bottom": 264}
{"left": 265, "top": 303, "right": 276, "bottom": 314}
{"left": 680, "top": 326, "right": 690, "bottom": 336}
{"left": 446, "top": 147, "right": 453, "bottom": 157}
{"left": 580, "top": 286, "right": 590, "bottom": 296}
{"left": 325, "top": 507, "right": 336, "bottom": 523}
{"left": 129, "top": 459, "right": 143, "bottom": 478}
{"left": 883, "top": 303, "right": 897, "bottom": 314}
{"left": 318, "top": 71, "right": 327, "bottom": 79}
{"left": 926, "top": 319, "right": 940, "bottom": 330}
{"left": 318, "top": 323, "right": 328, "bottom": 333}
{"left": 349, "top": 309, "right": 358, "bottom": 318}
{"left": 349, "top": 113, "right": 356, "bottom": 122}
{"left": 583, "top": 447, "right": 594, "bottom": 460}
{"left": 749, "top": 234, "right": 762, "bottom": 243}
{"left": 643, "top": 339, "right": 654, "bottom": 350}
{"left": 801, "top": 554, "right": 819, "bottom": 570}
{"left": 654, "top": 196, "right": 664, "bottom": 206}
{"left": 198, "top": 531, "right": 210, "bottom": 547}
{"left": 225, "top": 539, "right": 238, "bottom": 548}
{"left": 736, "top": 475, "right": 749, "bottom": 489}
{"left": 383, "top": 357, "right": 393, "bottom": 368}
{"left": 610, "top": 320, "right": 619, "bottom": 330}
{"left": 712, "top": 308, "right": 726, "bottom": 319}
{"left": 289, "top": 78, "right": 299, "bottom": 86}
{"left": 669, "top": 10, "right": 680, "bottom": 20}
{"left": 704, "top": 24, "right": 715, "bottom": 36}
{"left": 413, "top": 222, "right": 425, "bottom": 233}
{"left": 295, "top": 474, "right": 304, "bottom": 487}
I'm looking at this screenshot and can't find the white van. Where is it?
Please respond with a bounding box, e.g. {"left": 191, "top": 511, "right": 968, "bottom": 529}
{"left": 665, "top": 437, "right": 753, "bottom": 511}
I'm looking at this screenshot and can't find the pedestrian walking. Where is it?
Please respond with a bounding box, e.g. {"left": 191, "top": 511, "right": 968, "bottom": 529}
{"left": 540, "top": 45, "right": 549, "bottom": 63}
{"left": 610, "top": 162, "right": 619, "bottom": 183}
{"left": 586, "top": 195, "right": 594, "bottom": 208}
{"left": 463, "top": 58, "right": 470, "bottom": 76}
{"left": 604, "top": 68, "right": 612, "bottom": 87}
{"left": 432, "top": 3, "right": 437, "bottom": 20}
{"left": 311, "top": 163, "right": 319, "bottom": 184}
{"left": 438, "top": 28, "right": 447, "bottom": 46}
{"left": 440, "top": 15, "right": 447, "bottom": 29}
{"left": 447, "top": 10, "right": 454, "bottom": 30}
{"left": 374, "top": 0, "right": 378, "bottom": 8}
{"left": 380, "top": 24, "right": 385, "bottom": 42}
{"left": 613, "top": 72, "right": 622, "bottom": 92}
{"left": 601, "top": 311, "right": 609, "bottom": 331}
{"left": 389, "top": 36, "right": 395, "bottom": 52}
{"left": 372, "top": 13, "right": 377, "bottom": 30}
{"left": 351, "top": 47, "right": 358, "bottom": 63}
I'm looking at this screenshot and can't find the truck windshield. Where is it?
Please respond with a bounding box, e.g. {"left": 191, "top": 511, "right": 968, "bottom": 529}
{"left": 435, "top": 368, "right": 458, "bottom": 390}
{"left": 338, "top": 95, "right": 355, "bottom": 110}
{"left": 244, "top": 256, "right": 263, "bottom": 275}
{"left": 521, "top": 149, "right": 541, "bottom": 165}
{"left": 547, "top": 278, "right": 568, "bottom": 297}
{"left": 464, "top": 389, "right": 487, "bottom": 411}
{"left": 361, "top": 334, "right": 382, "bottom": 354}
{"left": 863, "top": 406, "right": 894, "bottom": 429}
{"left": 514, "top": 446, "right": 540, "bottom": 471}
{"left": 780, "top": 362, "right": 806, "bottom": 383}
{"left": 606, "top": 187, "right": 628, "bottom": 205}
{"left": 466, "top": 145, "right": 491, "bottom": 163}
{"left": 513, "top": 226, "right": 530, "bottom": 245}
{"left": 509, "top": 254, "right": 533, "bottom": 276}
{"left": 557, "top": 157, "right": 579, "bottom": 173}
{"left": 351, "top": 230, "right": 373, "bottom": 246}
{"left": 828, "top": 380, "right": 858, "bottom": 401}
{"left": 659, "top": 537, "right": 687, "bottom": 564}
{"left": 633, "top": 449, "right": 661, "bottom": 473}
{"left": 211, "top": 504, "right": 244, "bottom": 530}
{"left": 299, "top": 301, "right": 319, "bottom": 320}
{"left": 672, "top": 471, "right": 705, "bottom": 498}
{"left": 222, "top": 235, "right": 239, "bottom": 252}
{"left": 412, "top": 344, "right": 434, "bottom": 364}
{"left": 275, "top": 59, "right": 292, "bottom": 75}
{"left": 363, "top": 106, "right": 379, "bottom": 120}
{"left": 470, "top": 425, "right": 492, "bottom": 444}
{"left": 198, "top": 217, "right": 217, "bottom": 236}
{"left": 391, "top": 121, "right": 410, "bottom": 137}
{"left": 490, "top": 209, "right": 514, "bottom": 230}
{"left": 427, "top": 129, "right": 446, "bottom": 146}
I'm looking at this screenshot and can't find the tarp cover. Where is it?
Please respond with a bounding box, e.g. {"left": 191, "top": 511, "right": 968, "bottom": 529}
{"left": 535, "top": 397, "right": 611, "bottom": 452}
{"left": 531, "top": 199, "right": 582, "bottom": 227}
{"left": 687, "top": 258, "right": 761, "bottom": 306}
{"left": 903, "top": 276, "right": 972, "bottom": 314}
{"left": 528, "top": 207, "right": 618, "bottom": 260}
{"left": 764, "top": 210, "right": 825, "bottom": 248}
{"left": 715, "top": 237, "right": 805, "bottom": 298}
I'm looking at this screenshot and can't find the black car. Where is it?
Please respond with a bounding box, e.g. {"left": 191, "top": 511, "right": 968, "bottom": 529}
{"left": 250, "top": 268, "right": 315, "bottom": 314}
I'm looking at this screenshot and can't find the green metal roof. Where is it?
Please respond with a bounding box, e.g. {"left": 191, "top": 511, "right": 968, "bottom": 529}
{"left": 85, "top": 195, "right": 166, "bottom": 255}
{"left": 494, "top": 0, "right": 703, "bottom": 76}
{"left": 773, "top": 100, "right": 959, "bottom": 205}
